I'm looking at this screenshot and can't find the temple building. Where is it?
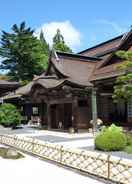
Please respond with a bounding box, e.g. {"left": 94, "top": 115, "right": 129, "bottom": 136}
{"left": 2, "top": 30, "right": 132, "bottom": 130}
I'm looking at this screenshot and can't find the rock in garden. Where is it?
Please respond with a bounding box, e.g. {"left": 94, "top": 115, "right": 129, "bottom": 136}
{"left": 6, "top": 149, "right": 20, "bottom": 158}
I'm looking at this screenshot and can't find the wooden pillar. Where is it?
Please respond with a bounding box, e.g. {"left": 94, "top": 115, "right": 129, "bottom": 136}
{"left": 56, "top": 104, "right": 59, "bottom": 128}
{"left": 40, "top": 102, "right": 43, "bottom": 125}
{"left": 47, "top": 103, "right": 51, "bottom": 129}
{"left": 40, "top": 101, "right": 46, "bottom": 126}
{"left": 91, "top": 88, "right": 97, "bottom": 133}
{"left": 72, "top": 97, "right": 78, "bottom": 132}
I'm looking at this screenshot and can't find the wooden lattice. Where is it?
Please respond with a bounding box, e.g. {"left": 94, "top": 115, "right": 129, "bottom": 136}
{"left": 110, "top": 158, "right": 132, "bottom": 184}
{"left": 0, "top": 134, "right": 131, "bottom": 184}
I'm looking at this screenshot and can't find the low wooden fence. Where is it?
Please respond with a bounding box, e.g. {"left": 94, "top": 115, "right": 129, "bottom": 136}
{"left": 0, "top": 134, "right": 131, "bottom": 184}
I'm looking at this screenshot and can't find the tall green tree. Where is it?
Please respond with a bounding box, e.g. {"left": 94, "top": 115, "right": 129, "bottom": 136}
{"left": 113, "top": 50, "right": 132, "bottom": 102}
{"left": 39, "top": 30, "right": 50, "bottom": 56}
{"left": 53, "top": 29, "right": 72, "bottom": 53}
{"left": 0, "top": 22, "right": 48, "bottom": 82}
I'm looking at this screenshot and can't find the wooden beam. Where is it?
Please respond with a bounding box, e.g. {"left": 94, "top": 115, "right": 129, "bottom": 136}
{"left": 49, "top": 98, "right": 73, "bottom": 105}
{"left": 100, "top": 93, "right": 113, "bottom": 96}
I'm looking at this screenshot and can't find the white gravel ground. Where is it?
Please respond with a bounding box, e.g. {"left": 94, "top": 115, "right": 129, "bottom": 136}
{"left": 0, "top": 145, "right": 105, "bottom": 184}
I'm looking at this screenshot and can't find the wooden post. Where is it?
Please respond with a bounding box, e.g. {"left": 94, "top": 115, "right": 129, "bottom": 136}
{"left": 72, "top": 97, "right": 78, "bottom": 132}
{"left": 47, "top": 103, "right": 51, "bottom": 129}
{"left": 40, "top": 102, "right": 43, "bottom": 125}
{"left": 91, "top": 88, "right": 97, "bottom": 134}
{"left": 107, "top": 154, "right": 111, "bottom": 180}
{"left": 40, "top": 101, "right": 46, "bottom": 126}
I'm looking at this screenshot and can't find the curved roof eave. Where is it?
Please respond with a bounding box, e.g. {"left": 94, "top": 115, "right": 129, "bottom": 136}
{"left": 31, "top": 78, "right": 93, "bottom": 92}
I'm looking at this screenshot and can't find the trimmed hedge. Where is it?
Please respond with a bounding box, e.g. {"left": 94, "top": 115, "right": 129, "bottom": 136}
{"left": 0, "top": 103, "right": 22, "bottom": 127}
{"left": 95, "top": 124, "right": 127, "bottom": 151}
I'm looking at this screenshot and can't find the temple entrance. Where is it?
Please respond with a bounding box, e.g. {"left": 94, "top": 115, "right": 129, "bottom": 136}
{"left": 50, "top": 103, "right": 72, "bottom": 129}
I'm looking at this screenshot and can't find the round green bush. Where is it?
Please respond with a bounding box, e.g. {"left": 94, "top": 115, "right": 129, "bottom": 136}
{"left": 0, "top": 103, "right": 22, "bottom": 127}
{"left": 95, "top": 124, "right": 127, "bottom": 151}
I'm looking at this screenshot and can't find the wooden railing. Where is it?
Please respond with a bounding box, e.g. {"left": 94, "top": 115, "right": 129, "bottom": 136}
{"left": 0, "top": 134, "right": 131, "bottom": 184}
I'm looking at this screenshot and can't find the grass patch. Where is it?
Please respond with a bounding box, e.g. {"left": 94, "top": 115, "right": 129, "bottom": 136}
{"left": 0, "top": 147, "right": 24, "bottom": 159}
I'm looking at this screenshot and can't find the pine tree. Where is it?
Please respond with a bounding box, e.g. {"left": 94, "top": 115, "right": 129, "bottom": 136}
{"left": 0, "top": 22, "right": 48, "bottom": 82}
{"left": 53, "top": 29, "right": 72, "bottom": 53}
{"left": 39, "top": 30, "right": 50, "bottom": 56}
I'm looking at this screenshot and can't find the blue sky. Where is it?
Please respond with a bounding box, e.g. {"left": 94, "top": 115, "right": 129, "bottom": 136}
{"left": 0, "top": 0, "right": 132, "bottom": 52}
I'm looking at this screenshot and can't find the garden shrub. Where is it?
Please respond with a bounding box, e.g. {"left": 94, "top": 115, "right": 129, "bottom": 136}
{"left": 95, "top": 124, "right": 127, "bottom": 151}
{"left": 126, "top": 134, "right": 132, "bottom": 146}
{"left": 124, "top": 145, "right": 132, "bottom": 154}
{"left": 0, "top": 103, "right": 22, "bottom": 127}
{"left": 125, "top": 134, "right": 132, "bottom": 154}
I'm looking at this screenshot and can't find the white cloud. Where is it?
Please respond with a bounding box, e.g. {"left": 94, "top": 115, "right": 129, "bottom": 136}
{"left": 35, "top": 21, "right": 82, "bottom": 51}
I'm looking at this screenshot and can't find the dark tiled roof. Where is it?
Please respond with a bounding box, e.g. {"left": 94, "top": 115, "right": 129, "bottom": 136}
{"left": 34, "top": 77, "right": 93, "bottom": 89}
{"left": 34, "top": 78, "right": 66, "bottom": 89}
{"left": 90, "top": 63, "right": 125, "bottom": 81}
{"left": 97, "top": 30, "right": 132, "bottom": 69}
{"left": 56, "top": 51, "right": 101, "bottom": 61}
{"left": 0, "top": 80, "right": 20, "bottom": 96}
{"left": 89, "top": 30, "right": 132, "bottom": 81}
{"left": 78, "top": 34, "right": 123, "bottom": 58}
{"left": 15, "top": 81, "right": 34, "bottom": 95}
{"left": 51, "top": 52, "right": 96, "bottom": 86}
{"left": 2, "top": 75, "right": 93, "bottom": 100}
{"left": 2, "top": 81, "right": 34, "bottom": 99}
